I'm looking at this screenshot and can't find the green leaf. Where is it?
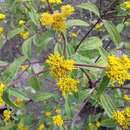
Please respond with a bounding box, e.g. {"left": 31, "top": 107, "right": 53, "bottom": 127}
{"left": 77, "top": 37, "right": 102, "bottom": 52}
{"left": 67, "top": 19, "right": 89, "bottom": 28}
{"left": 28, "top": 67, "right": 40, "bottom": 91}
{"left": 9, "top": 88, "right": 29, "bottom": 100}
{"left": 64, "top": 95, "right": 72, "bottom": 119}
{"left": 37, "top": 32, "right": 52, "bottom": 53}
{"left": 116, "top": 23, "right": 124, "bottom": 33}
{"left": 2, "top": 90, "right": 17, "bottom": 108}
{"left": 100, "top": 93, "right": 117, "bottom": 118}
{"left": 66, "top": 43, "right": 75, "bottom": 58}
{"left": 101, "top": 118, "right": 118, "bottom": 128}
{"left": 2, "top": 56, "right": 26, "bottom": 84}
{"left": 7, "top": 27, "right": 23, "bottom": 40}
{"left": 78, "top": 2, "right": 100, "bottom": 16}
{"left": 0, "top": 39, "right": 6, "bottom": 49}
{"left": 54, "top": 43, "right": 62, "bottom": 55}
{"left": 22, "top": 36, "right": 33, "bottom": 60}
{"left": 103, "top": 20, "right": 120, "bottom": 46}
{"left": 0, "top": 61, "right": 8, "bottom": 66}
{"left": 29, "top": 12, "right": 40, "bottom": 28}
{"left": 97, "top": 75, "right": 110, "bottom": 96}
{"left": 32, "top": 92, "right": 55, "bottom": 101}
{"left": 79, "top": 89, "right": 93, "bottom": 103}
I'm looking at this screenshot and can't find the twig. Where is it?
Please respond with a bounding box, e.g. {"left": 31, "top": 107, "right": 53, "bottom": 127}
{"left": 108, "top": 87, "right": 130, "bottom": 90}
{"left": 46, "top": 0, "right": 53, "bottom": 14}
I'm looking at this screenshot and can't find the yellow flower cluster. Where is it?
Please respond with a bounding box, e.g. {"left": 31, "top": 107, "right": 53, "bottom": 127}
{"left": 95, "top": 23, "right": 103, "bottom": 30}
{"left": 72, "top": 32, "right": 77, "bottom": 38}
{"left": 14, "top": 98, "right": 23, "bottom": 107}
{"left": 19, "top": 20, "right": 25, "bottom": 25}
{"left": 3, "top": 110, "right": 11, "bottom": 122}
{"left": 45, "top": 112, "right": 51, "bottom": 117}
{"left": 0, "top": 14, "right": 6, "bottom": 20}
{"left": 96, "top": 121, "right": 101, "bottom": 127}
{"left": 106, "top": 55, "right": 130, "bottom": 85}
{"left": 88, "top": 123, "right": 95, "bottom": 130}
{"left": 57, "top": 76, "right": 79, "bottom": 96}
{"left": 38, "top": 124, "right": 45, "bottom": 130}
{"left": 0, "top": 27, "right": 4, "bottom": 35}
{"left": 41, "top": 0, "right": 62, "bottom": 5}
{"left": 46, "top": 52, "right": 75, "bottom": 80}
{"left": 40, "top": 5, "right": 74, "bottom": 32}
{"left": 19, "top": 31, "right": 29, "bottom": 39}
{"left": 113, "top": 108, "right": 130, "bottom": 129}
{"left": 18, "top": 123, "right": 28, "bottom": 130}
{"left": 56, "top": 109, "right": 61, "bottom": 113}
{"left": 0, "top": 83, "right": 6, "bottom": 107}
{"left": 21, "top": 65, "right": 29, "bottom": 71}
{"left": 124, "top": 1, "right": 130, "bottom": 9}
{"left": 123, "top": 94, "right": 130, "bottom": 101}
{"left": 52, "top": 115, "right": 64, "bottom": 127}
{"left": 46, "top": 52, "right": 79, "bottom": 95}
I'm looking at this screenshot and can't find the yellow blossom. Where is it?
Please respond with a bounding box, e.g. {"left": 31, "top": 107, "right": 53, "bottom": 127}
{"left": 17, "top": 0, "right": 22, "bottom": 2}
{"left": 38, "top": 124, "right": 45, "bottom": 130}
{"left": 3, "top": 128, "right": 6, "bottom": 130}
{"left": 58, "top": 38, "right": 62, "bottom": 42}
{"left": 49, "top": 0, "right": 56, "bottom": 4}
{"left": 42, "top": 100, "right": 46, "bottom": 104}
{"left": 123, "top": 94, "right": 130, "bottom": 101}
{"left": 96, "top": 121, "right": 101, "bottom": 127}
{"left": 40, "top": 13, "right": 54, "bottom": 26}
{"left": 52, "top": 13, "right": 66, "bottom": 32}
{"left": 41, "top": 0, "right": 46, "bottom": 3}
{"left": 61, "top": 5, "right": 75, "bottom": 17}
{"left": 56, "top": 0, "right": 62, "bottom": 5}
{"left": 56, "top": 109, "right": 61, "bottom": 113}
{"left": 0, "top": 27, "right": 4, "bottom": 35}
{"left": 22, "top": 32, "right": 29, "bottom": 39}
{"left": 45, "top": 112, "right": 51, "bottom": 117}
{"left": 106, "top": 55, "right": 130, "bottom": 86}
{"left": 72, "top": 33, "right": 77, "bottom": 38}
{"left": 0, "top": 14, "right": 6, "bottom": 20}
{"left": 95, "top": 23, "right": 103, "bottom": 30}
{"left": 3, "top": 110, "right": 11, "bottom": 122}
{"left": 113, "top": 110, "right": 128, "bottom": 129}
{"left": 57, "top": 75, "right": 79, "bottom": 96}
{"left": 18, "top": 123, "right": 24, "bottom": 129}
{"left": 0, "top": 83, "right": 6, "bottom": 107}
{"left": 19, "top": 20, "right": 25, "bottom": 25}
{"left": 52, "top": 115, "right": 64, "bottom": 127}
{"left": 46, "top": 52, "right": 76, "bottom": 80}
{"left": 88, "top": 123, "right": 95, "bottom": 130}
{"left": 21, "top": 65, "right": 29, "bottom": 71}
{"left": 14, "top": 98, "right": 23, "bottom": 107}
{"left": 124, "top": 1, "right": 130, "bottom": 9}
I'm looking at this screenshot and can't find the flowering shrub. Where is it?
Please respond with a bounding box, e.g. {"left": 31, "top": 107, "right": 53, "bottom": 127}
{"left": 0, "top": 0, "right": 130, "bottom": 129}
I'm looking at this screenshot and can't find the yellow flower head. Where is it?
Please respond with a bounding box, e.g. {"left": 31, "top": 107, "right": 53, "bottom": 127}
{"left": 41, "top": 0, "right": 46, "bottom": 3}
{"left": 38, "top": 124, "right": 45, "bottom": 130}
{"left": 72, "top": 33, "right": 77, "bottom": 38}
{"left": 113, "top": 110, "right": 128, "bottom": 129}
{"left": 17, "top": 0, "right": 22, "bottom": 2}
{"left": 3, "top": 110, "right": 11, "bottom": 122}
{"left": 56, "top": 0, "right": 62, "bottom": 5}
{"left": 40, "top": 13, "right": 54, "bottom": 27}
{"left": 0, "top": 27, "right": 4, "bottom": 35}
{"left": 124, "top": 107, "right": 130, "bottom": 118}
{"left": 0, "top": 83, "right": 6, "bottom": 107}
{"left": 106, "top": 55, "right": 130, "bottom": 85}
{"left": 56, "top": 109, "right": 61, "bottom": 113}
{"left": 23, "top": 32, "right": 29, "bottom": 39}
{"left": 123, "top": 94, "right": 130, "bottom": 101}
{"left": 96, "top": 121, "right": 101, "bottom": 127}
{"left": 0, "top": 14, "right": 6, "bottom": 20}
{"left": 18, "top": 123, "right": 24, "bottom": 129}
{"left": 21, "top": 65, "right": 29, "bottom": 71}
{"left": 61, "top": 5, "right": 75, "bottom": 17}
{"left": 52, "top": 115, "right": 64, "bottom": 127}
{"left": 45, "top": 112, "right": 51, "bottom": 117}
{"left": 0, "top": 97, "right": 5, "bottom": 107}
{"left": 19, "top": 20, "right": 25, "bottom": 25}
{"left": 49, "top": 0, "right": 56, "bottom": 4}
{"left": 52, "top": 13, "right": 66, "bottom": 32}
{"left": 124, "top": 1, "right": 130, "bottom": 9}
{"left": 46, "top": 52, "right": 76, "bottom": 80}
{"left": 57, "top": 75, "right": 79, "bottom": 96}
{"left": 95, "top": 23, "right": 103, "bottom": 30}
{"left": 14, "top": 98, "right": 23, "bottom": 107}
{"left": 88, "top": 123, "right": 95, "bottom": 130}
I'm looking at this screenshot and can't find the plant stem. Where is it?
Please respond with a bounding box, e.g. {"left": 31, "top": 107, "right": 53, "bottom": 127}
{"left": 46, "top": 0, "right": 54, "bottom": 14}
{"left": 61, "top": 32, "right": 66, "bottom": 59}
{"left": 108, "top": 87, "right": 130, "bottom": 90}
{"left": 75, "top": 64, "right": 106, "bottom": 69}
{"left": 9, "top": 69, "right": 50, "bottom": 86}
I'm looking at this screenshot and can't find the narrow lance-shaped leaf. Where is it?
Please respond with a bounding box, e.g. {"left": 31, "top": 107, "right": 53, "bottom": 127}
{"left": 2, "top": 56, "right": 26, "bottom": 84}
{"left": 103, "top": 20, "right": 120, "bottom": 47}
{"left": 77, "top": 2, "right": 100, "bottom": 16}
